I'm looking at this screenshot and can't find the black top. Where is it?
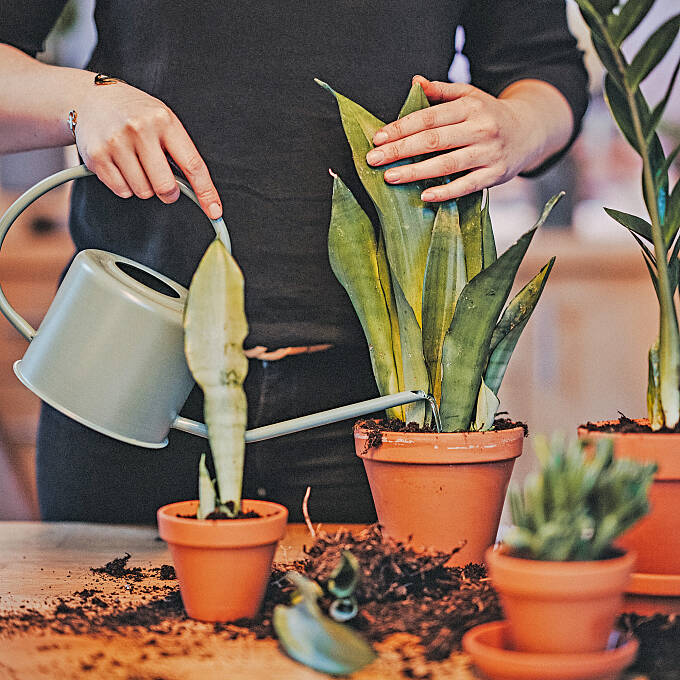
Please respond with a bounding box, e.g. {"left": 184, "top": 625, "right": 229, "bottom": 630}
{"left": 1, "top": 1, "right": 588, "bottom": 348}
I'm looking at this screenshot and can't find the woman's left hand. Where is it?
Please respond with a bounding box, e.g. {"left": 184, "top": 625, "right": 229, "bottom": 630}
{"left": 365, "top": 75, "right": 572, "bottom": 202}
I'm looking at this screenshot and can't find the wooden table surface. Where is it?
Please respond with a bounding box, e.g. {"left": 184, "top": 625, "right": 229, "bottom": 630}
{"left": 0, "top": 522, "right": 481, "bottom": 680}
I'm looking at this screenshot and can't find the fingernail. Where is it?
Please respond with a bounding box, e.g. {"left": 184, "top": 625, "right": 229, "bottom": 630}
{"left": 366, "top": 149, "right": 384, "bottom": 165}
{"left": 373, "top": 131, "right": 388, "bottom": 145}
{"left": 421, "top": 190, "right": 436, "bottom": 201}
{"left": 208, "top": 202, "right": 222, "bottom": 220}
{"left": 384, "top": 169, "right": 400, "bottom": 182}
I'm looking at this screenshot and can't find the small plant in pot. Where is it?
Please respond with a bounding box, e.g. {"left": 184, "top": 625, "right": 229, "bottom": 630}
{"left": 573, "top": 0, "right": 680, "bottom": 605}
{"left": 465, "top": 436, "right": 656, "bottom": 680}
{"left": 319, "top": 79, "right": 561, "bottom": 565}
{"left": 156, "top": 238, "right": 288, "bottom": 623}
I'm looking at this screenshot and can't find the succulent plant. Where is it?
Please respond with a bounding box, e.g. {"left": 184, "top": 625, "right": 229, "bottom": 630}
{"left": 184, "top": 238, "right": 249, "bottom": 518}
{"left": 320, "top": 79, "right": 560, "bottom": 431}
{"left": 505, "top": 435, "right": 657, "bottom": 561}
{"left": 574, "top": 0, "right": 680, "bottom": 430}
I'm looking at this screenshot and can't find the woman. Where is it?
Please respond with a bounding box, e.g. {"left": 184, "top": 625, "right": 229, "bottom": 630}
{"left": 0, "top": 1, "right": 588, "bottom": 523}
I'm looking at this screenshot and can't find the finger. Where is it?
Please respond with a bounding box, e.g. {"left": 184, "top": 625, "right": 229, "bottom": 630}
{"left": 372, "top": 97, "right": 469, "bottom": 147}
{"left": 107, "top": 144, "right": 155, "bottom": 199}
{"left": 383, "top": 145, "right": 479, "bottom": 185}
{"left": 420, "top": 168, "right": 498, "bottom": 203}
{"left": 90, "top": 158, "right": 134, "bottom": 199}
{"left": 162, "top": 121, "right": 222, "bottom": 220}
{"left": 367, "top": 120, "right": 480, "bottom": 167}
{"left": 412, "top": 75, "right": 473, "bottom": 104}
{"left": 135, "top": 138, "right": 181, "bottom": 204}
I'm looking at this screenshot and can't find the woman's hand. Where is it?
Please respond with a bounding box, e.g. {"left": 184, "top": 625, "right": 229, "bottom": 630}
{"left": 74, "top": 82, "right": 222, "bottom": 219}
{"left": 365, "top": 75, "right": 573, "bottom": 202}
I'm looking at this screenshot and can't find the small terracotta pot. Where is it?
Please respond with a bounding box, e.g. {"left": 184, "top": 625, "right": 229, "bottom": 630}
{"left": 486, "top": 546, "right": 635, "bottom": 654}
{"left": 355, "top": 423, "right": 524, "bottom": 566}
{"left": 577, "top": 421, "right": 680, "bottom": 577}
{"left": 157, "top": 499, "right": 288, "bottom": 622}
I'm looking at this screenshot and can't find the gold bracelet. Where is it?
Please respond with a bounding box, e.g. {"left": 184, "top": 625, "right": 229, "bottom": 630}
{"left": 67, "top": 109, "right": 78, "bottom": 142}
{"left": 94, "top": 73, "right": 126, "bottom": 86}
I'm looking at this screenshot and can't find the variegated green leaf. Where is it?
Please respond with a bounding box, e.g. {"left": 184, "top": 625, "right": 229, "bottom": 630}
{"left": 184, "top": 239, "right": 248, "bottom": 515}
{"left": 647, "top": 340, "right": 664, "bottom": 430}
{"left": 328, "top": 174, "right": 399, "bottom": 402}
{"left": 440, "top": 227, "right": 538, "bottom": 431}
{"left": 457, "top": 191, "right": 483, "bottom": 280}
{"left": 273, "top": 572, "right": 376, "bottom": 676}
{"left": 474, "top": 378, "right": 500, "bottom": 432}
{"left": 485, "top": 258, "right": 555, "bottom": 394}
{"left": 422, "top": 201, "right": 466, "bottom": 404}
{"left": 318, "top": 79, "right": 435, "bottom": 324}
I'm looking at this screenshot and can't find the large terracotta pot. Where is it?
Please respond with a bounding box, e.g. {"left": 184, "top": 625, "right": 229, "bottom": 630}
{"left": 486, "top": 546, "right": 635, "bottom": 654}
{"left": 157, "top": 499, "right": 288, "bottom": 622}
{"left": 578, "top": 421, "right": 680, "bottom": 614}
{"left": 354, "top": 423, "right": 524, "bottom": 566}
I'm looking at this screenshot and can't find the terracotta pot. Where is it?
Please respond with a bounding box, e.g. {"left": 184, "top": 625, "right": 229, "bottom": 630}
{"left": 577, "top": 421, "right": 680, "bottom": 577}
{"left": 354, "top": 423, "right": 524, "bottom": 566}
{"left": 157, "top": 499, "right": 288, "bottom": 622}
{"left": 486, "top": 546, "right": 635, "bottom": 654}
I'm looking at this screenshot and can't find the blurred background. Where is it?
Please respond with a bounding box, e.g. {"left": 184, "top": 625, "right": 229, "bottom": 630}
{"left": 0, "top": 0, "right": 678, "bottom": 519}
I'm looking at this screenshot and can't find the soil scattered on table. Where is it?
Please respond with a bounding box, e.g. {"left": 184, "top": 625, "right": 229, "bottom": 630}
{"left": 1, "top": 525, "right": 676, "bottom": 678}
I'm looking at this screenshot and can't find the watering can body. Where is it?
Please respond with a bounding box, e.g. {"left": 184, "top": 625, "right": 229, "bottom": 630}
{"left": 0, "top": 165, "right": 433, "bottom": 450}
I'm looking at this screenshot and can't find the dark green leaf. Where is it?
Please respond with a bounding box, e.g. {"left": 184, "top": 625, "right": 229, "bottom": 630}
{"left": 627, "top": 15, "right": 680, "bottom": 91}
{"left": 574, "top": 0, "right": 609, "bottom": 38}
{"left": 604, "top": 207, "right": 653, "bottom": 242}
{"left": 457, "top": 191, "right": 483, "bottom": 280}
{"left": 481, "top": 189, "right": 497, "bottom": 268}
{"left": 590, "top": 0, "right": 618, "bottom": 17}
{"left": 485, "top": 258, "right": 555, "bottom": 395}
{"left": 666, "top": 182, "right": 680, "bottom": 250}
{"left": 656, "top": 142, "right": 680, "bottom": 187}
{"left": 604, "top": 74, "right": 639, "bottom": 151}
{"left": 593, "top": 33, "right": 626, "bottom": 85}
{"left": 328, "top": 174, "right": 399, "bottom": 400}
{"left": 609, "top": 0, "right": 654, "bottom": 45}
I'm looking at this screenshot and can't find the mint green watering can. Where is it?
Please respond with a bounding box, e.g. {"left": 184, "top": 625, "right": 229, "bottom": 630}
{"left": 0, "top": 165, "right": 434, "bottom": 449}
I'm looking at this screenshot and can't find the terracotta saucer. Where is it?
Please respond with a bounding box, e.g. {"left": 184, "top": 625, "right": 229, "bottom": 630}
{"left": 623, "top": 571, "right": 680, "bottom": 615}
{"left": 462, "top": 621, "right": 638, "bottom": 680}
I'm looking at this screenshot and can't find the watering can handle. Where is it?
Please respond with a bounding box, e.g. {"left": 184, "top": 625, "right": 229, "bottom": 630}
{"left": 0, "top": 163, "right": 230, "bottom": 341}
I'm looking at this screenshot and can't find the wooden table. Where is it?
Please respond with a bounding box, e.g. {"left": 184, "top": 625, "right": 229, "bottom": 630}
{"left": 0, "top": 522, "right": 481, "bottom": 680}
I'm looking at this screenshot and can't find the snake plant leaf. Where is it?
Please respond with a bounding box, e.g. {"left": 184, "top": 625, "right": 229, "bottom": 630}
{"left": 481, "top": 190, "right": 497, "bottom": 268}
{"left": 273, "top": 572, "right": 376, "bottom": 676}
{"left": 647, "top": 340, "right": 664, "bottom": 430}
{"left": 609, "top": 0, "right": 654, "bottom": 45}
{"left": 485, "top": 258, "right": 555, "bottom": 395}
{"left": 197, "top": 453, "right": 216, "bottom": 519}
{"left": 328, "top": 174, "right": 399, "bottom": 402}
{"left": 184, "top": 239, "right": 248, "bottom": 515}
{"left": 604, "top": 207, "right": 653, "bottom": 243}
{"left": 626, "top": 15, "right": 680, "bottom": 92}
{"left": 422, "top": 201, "right": 466, "bottom": 404}
{"left": 474, "top": 378, "right": 500, "bottom": 431}
{"left": 398, "top": 81, "right": 430, "bottom": 119}
{"left": 318, "top": 79, "right": 435, "bottom": 324}
{"left": 457, "top": 191, "right": 484, "bottom": 280}
{"left": 439, "top": 226, "right": 538, "bottom": 431}
{"left": 327, "top": 550, "right": 360, "bottom": 600}
{"left": 393, "top": 278, "right": 428, "bottom": 425}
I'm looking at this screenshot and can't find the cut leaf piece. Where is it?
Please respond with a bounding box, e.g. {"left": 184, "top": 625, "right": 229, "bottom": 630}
{"left": 273, "top": 572, "right": 376, "bottom": 676}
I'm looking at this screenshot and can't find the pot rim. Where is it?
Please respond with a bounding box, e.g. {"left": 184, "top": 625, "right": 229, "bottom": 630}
{"left": 354, "top": 421, "right": 525, "bottom": 464}
{"left": 157, "top": 499, "right": 288, "bottom": 549}
{"left": 577, "top": 420, "right": 680, "bottom": 479}
{"left": 485, "top": 545, "right": 636, "bottom": 598}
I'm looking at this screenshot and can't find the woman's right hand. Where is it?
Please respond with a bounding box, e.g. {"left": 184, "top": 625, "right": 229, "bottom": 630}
{"left": 74, "top": 81, "right": 222, "bottom": 219}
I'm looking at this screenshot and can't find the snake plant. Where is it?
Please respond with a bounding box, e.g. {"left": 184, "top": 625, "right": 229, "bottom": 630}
{"left": 575, "top": 0, "right": 680, "bottom": 430}
{"left": 320, "top": 79, "right": 559, "bottom": 431}
{"left": 184, "top": 238, "right": 249, "bottom": 518}
{"left": 506, "top": 435, "right": 656, "bottom": 561}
